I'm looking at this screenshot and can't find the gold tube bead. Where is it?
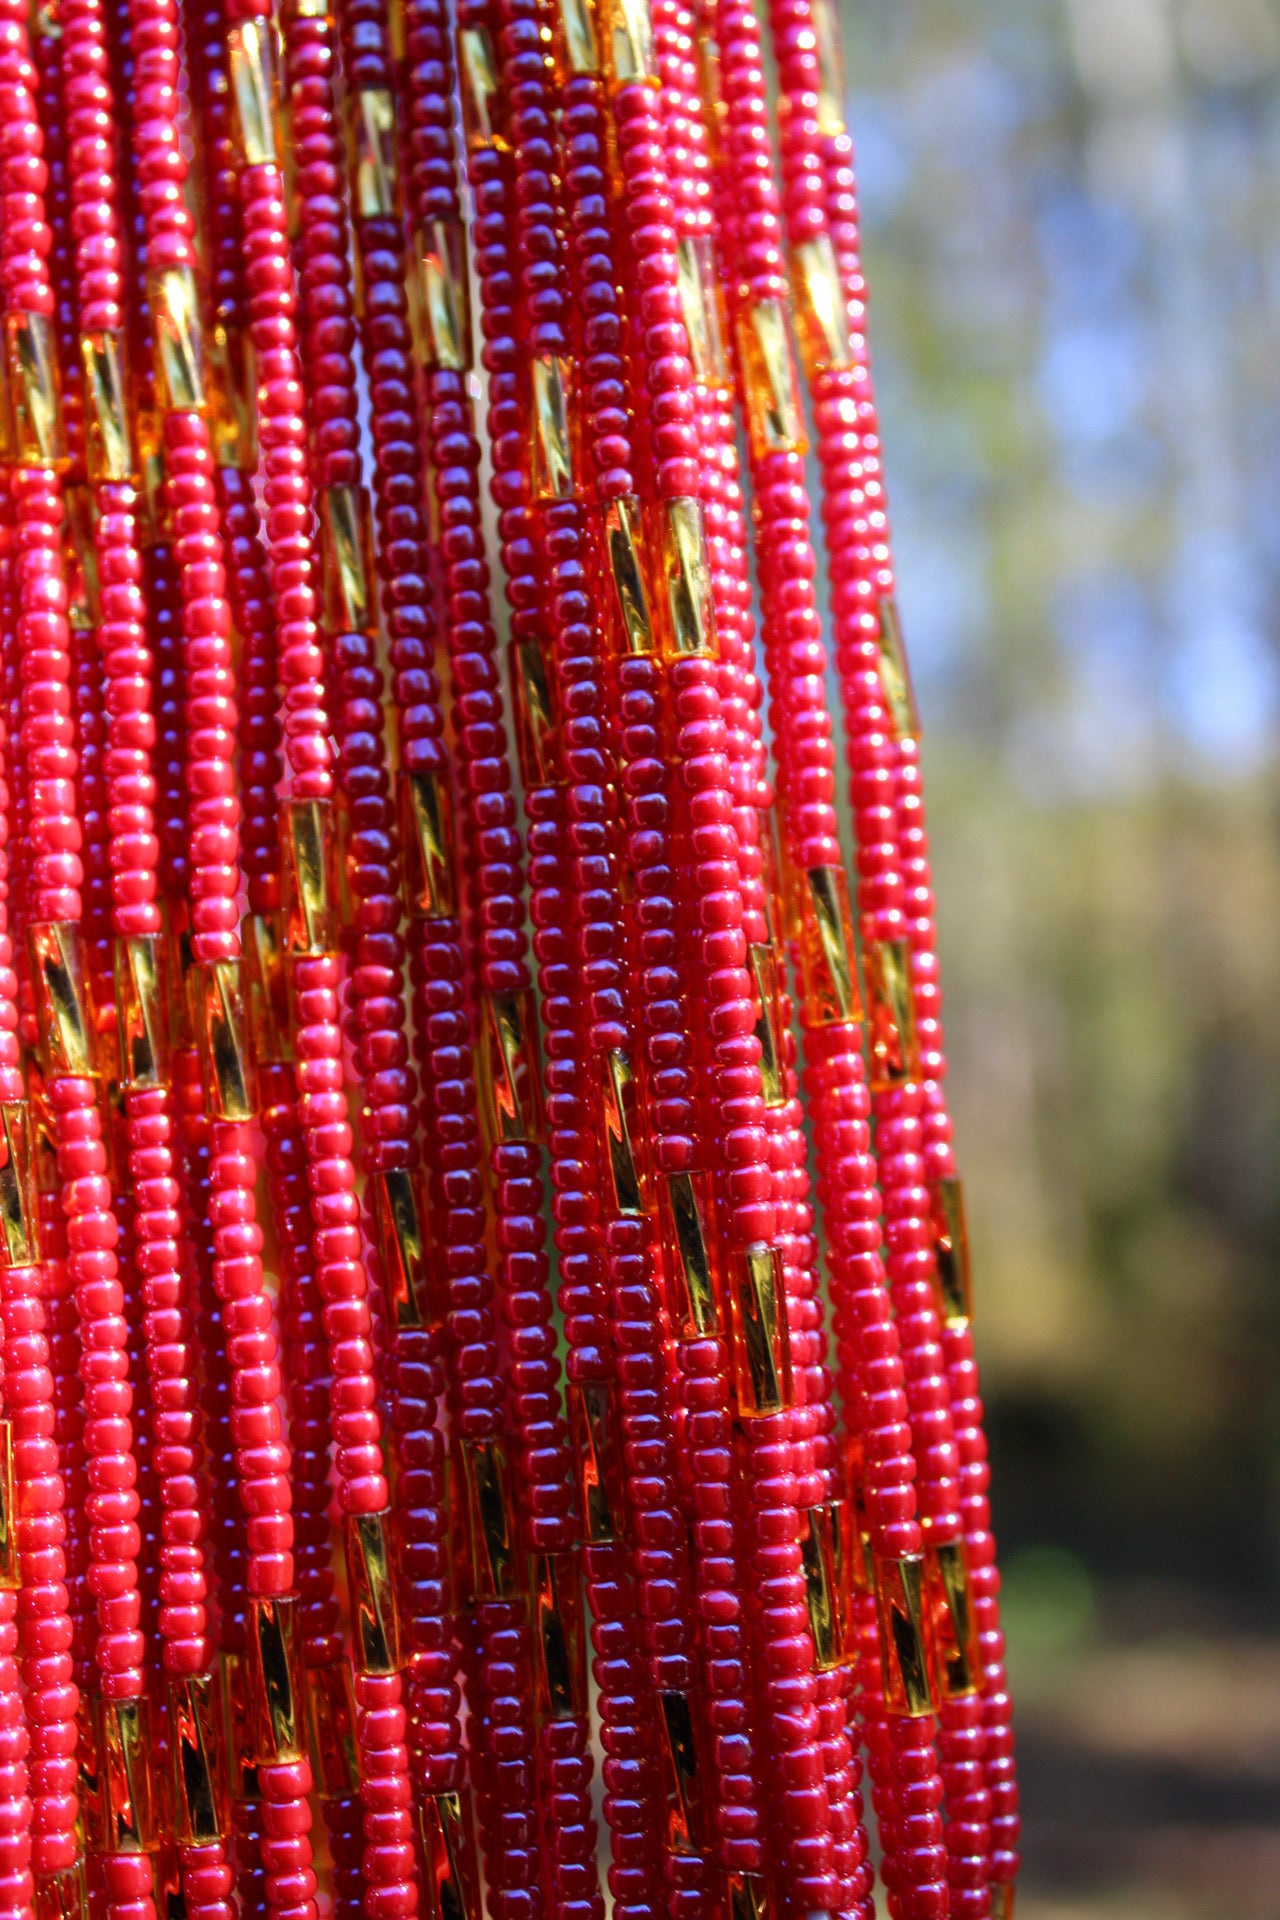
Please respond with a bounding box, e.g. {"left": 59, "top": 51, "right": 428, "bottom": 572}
{"left": 932, "top": 1175, "right": 973, "bottom": 1326}
{"left": 747, "top": 941, "right": 787, "bottom": 1108}
{"left": 400, "top": 768, "right": 457, "bottom": 920}
{"left": 113, "top": 934, "right": 167, "bottom": 1091}
{"left": 63, "top": 484, "right": 101, "bottom": 634}
{"left": 458, "top": 1437, "right": 519, "bottom": 1602}
{"left": 478, "top": 987, "right": 542, "bottom": 1145}
{"left": 80, "top": 329, "right": 133, "bottom": 481}
{"left": 420, "top": 1789, "right": 482, "bottom": 1920}
{"left": 0, "top": 1102, "right": 39, "bottom": 1271}
{"left": 656, "top": 495, "right": 715, "bottom": 659}
{"left": 677, "top": 235, "right": 728, "bottom": 386}
{"left": 532, "top": 1549, "right": 588, "bottom": 1723}
{"left": 568, "top": 1380, "right": 622, "bottom": 1544}
{"left": 27, "top": 923, "right": 96, "bottom": 1079}
{"left": 509, "top": 638, "right": 561, "bottom": 790}
{"left": 736, "top": 297, "right": 807, "bottom": 458}
{"left": 552, "top": 0, "right": 597, "bottom": 74}
{"left": 417, "top": 218, "right": 471, "bottom": 371}
{"left": 194, "top": 959, "right": 255, "bottom": 1121}
{"left": 0, "top": 1422, "right": 17, "bottom": 1590}
{"left": 659, "top": 1168, "right": 719, "bottom": 1337}
{"left": 306, "top": 1656, "right": 361, "bottom": 1798}
{"left": 797, "top": 865, "right": 863, "bottom": 1028}
{"left": 246, "top": 910, "right": 291, "bottom": 1068}
{"left": 603, "top": 496, "right": 654, "bottom": 655}
{"left": 92, "top": 1696, "right": 156, "bottom": 1853}
{"left": 876, "top": 594, "right": 920, "bottom": 740}
{"left": 657, "top": 1688, "right": 703, "bottom": 1853}
{"left": 600, "top": 1049, "right": 643, "bottom": 1217}
{"left": 371, "top": 1166, "right": 433, "bottom": 1330}
{"left": 33, "top": 1862, "right": 89, "bottom": 1920}
{"left": 730, "top": 1241, "right": 792, "bottom": 1417}
{"left": 281, "top": 798, "right": 338, "bottom": 957}
{"left": 531, "top": 355, "right": 574, "bottom": 501}
{"left": 862, "top": 936, "right": 920, "bottom": 1091}
{"left": 990, "top": 1887, "right": 1016, "bottom": 1920}
{"left": 726, "top": 1875, "right": 771, "bottom": 1920}
{"left": 790, "top": 234, "right": 853, "bottom": 378}
{"left": 228, "top": 17, "right": 282, "bottom": 167}
{"left": 149, "top": 265, "right": 206, "bottom": 413}
{"left": 350, "top": 89, "right": 398, "bottom": 218}
{"left": 874, "top": 1554, "right": 934, "bottom": 1718}
{"left": 812, "top": 0, "right": 845, "bottom": 135}
{"left": 207, "top": 323, "right": 257, "bottom": 470}
{"left": 601, "top": 0, "right": 655, "bottom": 83}
{"left": 345, "top": 1510, "right": 401, "bottom": 1675}
{"left": 800, "top": 1501, "right": 858, "bottom": 1671}
{"left": 317, "top": 482, "right": 376, "bottom": 636}
{"left": 169, "top": 1672, "right": 226, "bottom": 1845}
{"left": 220, "top": 1650, "right": 261, "bottom": 1801}
{"left": 924, "top": 1538, "right": 982, "bottom": 1700}
{"left": 456, "top": 27, "right": 505, "bottom": 151}
{"left": 247, "top": 1594, "right": 305, "bottom": 1763}
{"left": 4, "top": 312, "right": 68, "bottom": 469}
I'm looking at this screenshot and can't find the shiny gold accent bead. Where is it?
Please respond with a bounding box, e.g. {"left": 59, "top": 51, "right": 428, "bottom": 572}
{"left": 730, "top": 1241, "right": 791, "bottom": 1417}
{"left": 246, "top": 910, "right": 291, "bottom": 1068}
{"left": 0, "top": 1422, "right": 17, "bottom": 1590}
{"left": 874, "top": 1554, "right": 934, "bottom": 1718}
{"left": 169, "top": 1672, "right": 225, "bottom": 1845}
{"left": 791, "top": 234, "right": 852, "bottom": 377}
{"left": 876, "top": 595, "right": 920, "bottom": 740}
{"left": 420, "top": 1789, "right": 482, "bottom": 1920}
{"left": 925, "top": 1538, "right": 981, "bottom": 1699}
{"left": 800, "top": 1501, "right": 857, "bottom": 1671}
{"left": 63, "top": 484, "right": 100, "bottom": 632}
{"left": 812, "top": 0, "right": 845, "bottom": 135}
{"left": 0, "top": 1102, "right": 39, "bottom": 1272}
{"left": 207, "top": 323, "right": 257, "bottom": 470}
{"left": 371, "top": 1166, "right": 432, "bottom": 1330}
{"left": 150, "top": 265, "right": 206, "bottom": 413}
{"left": 93, "top": 1696, "right": 155, "bottom": 1852}
{"left": 603, "top": 496, "right": 653, "bottom": 654}
{"left": 600, "top": 1049, "right": 643, "bottom": 1217}
{"left": 737, "top": 297, "right": 807, "bottom": 458}
{"left": 345, "top": 1510, "right": 401, "bottom": 1675}
{"left": 657, "top": 496, "right": 715, "bottom": 659}
{"left": 350, "top": 88, "right": 397, "bottom": 218}
{"left": 660, "top": 1168, "right": 719, "bottom": 1337}
{"left": 4, "top": 312, "right": 67, "bottom": 469}
{"left": 282, "top": 798, "right": 338, "bottom": 958}
{"left": 932, "top": 1175, "right": 972, "bottom": 1327}
{"left": 195, "top": 959, "right": 254, "bottom": 1122}
{"left": 317, "top": 483, "right": 376, "bottom": 636}
{"left": 989, "top": 1887, "right": 1016, "bottom": 1920}
{"left": 80, "top": 329, "right": 132, "bottom": 480}
{"left": 532, "top": 1549, "right": 587, "bottom": 1722}
{"left": 510, "top": 638, "right": 560, "bottom": 790}
{"left": 861, "top": 936, "right": 919, "bottom": 1091}
{"left": 27, "top": 923, "right": 96, "bottom": 1078}
{"left": 247, "top": 1594, "right": 305, "bottom": 1762}
{"left": 306, "top": 1656, "right": 360, "bottom": 1798}
{"left": 459, "top": 1437, "right": 519, "bottom": 1601}
{"left": 220, "top": 1649, "right": 260, "bottom": 1800}
{"left": 726, "top": 1873, "right": 771, "bottom": 1920}
{"left": 134, "top": 405, "right": 166, "bottom": 549}
{"left": 747, "top": 941, "right": 786, "bottom": 1108}
{"left": 33, "top": 1861, "right": 89, "bottom": 1920}
{"left": 554, "top": 0, "right": 597, "bottom": 72}
{"left": 798, "top": 865, "right": 862, "bottom": 1028}
{"left": 531, "top": 354, "right": 574, "bottom": 501}
{"left": 479, "top": 986, "right": 542, "bottom": 1145}
{"left": 657, "top": 1689, "right": 703, "bottom": 1853}
{"left": 676, "top": 235, "right": 727, "bottom": 386}
{"left": 114, "top": 933, "right": 166, "bottom": 1090}
{"left": 568, "top": 1380, "right": 621, "bottom": 1544}
{"left": 456, "top": 28, "right": 505, "bottom": 151}
{"left": 400, "top": 769, "right": 457, "bottom": 921}
{"left": 601, "top": 0, "right": 655, "bottom": 82}
{"left": 228, "top": 17, "right": 281, "bottom": 167}
{"left": 418, "top": 218, "right": 471, "bottom": 371}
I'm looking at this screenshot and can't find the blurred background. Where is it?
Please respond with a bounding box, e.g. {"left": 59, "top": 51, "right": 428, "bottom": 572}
{"left": 838, "top": 0, "right": 1280, "bottom": 1912}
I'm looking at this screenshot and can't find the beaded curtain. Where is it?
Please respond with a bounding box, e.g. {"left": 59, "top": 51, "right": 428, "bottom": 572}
{"left": 0, "top": 0, "right": 1018, "bottom": 1916}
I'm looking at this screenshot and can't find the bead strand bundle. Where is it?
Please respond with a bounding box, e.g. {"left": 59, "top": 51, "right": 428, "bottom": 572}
{"left": 0, "top": 0, "right": 1020, "bottom": 1913}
